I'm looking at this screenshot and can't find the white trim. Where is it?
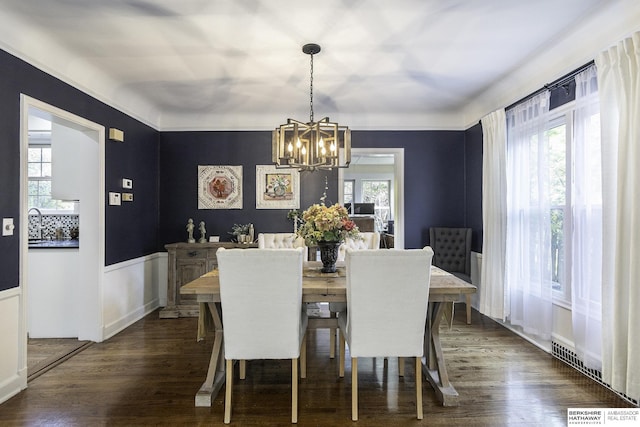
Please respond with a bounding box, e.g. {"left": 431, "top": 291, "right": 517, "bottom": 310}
{"left": 20, "top": 95, "right": 106, "bottom": 351}
{"left": 339, "top": 148, "right": 404, "bottom": 249}
{"left": 0, "top": 289, "right": 25, "bottom": 404}
{"left": 0, "top": 287, "right": 21, "bottom": 300}
{"left": 103, "top": 300, "right": 160, "bottom": 340}
{"left": 103, "top": 252, "right": 165, "bottom": 273}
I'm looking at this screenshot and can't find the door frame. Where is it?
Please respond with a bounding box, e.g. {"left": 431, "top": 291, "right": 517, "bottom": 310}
{"left": 338, "top": 147, "right": 404, "bottom": 249}
{"left": 19, "top": 94, "right": 106, "bottom": 359}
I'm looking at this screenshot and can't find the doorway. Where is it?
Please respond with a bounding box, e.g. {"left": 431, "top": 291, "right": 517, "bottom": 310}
{"left": 338, "top": 148, "right": 404, "bottom": 249}
{"left": 19, "top": 96, "right": 106, "bottom": 377}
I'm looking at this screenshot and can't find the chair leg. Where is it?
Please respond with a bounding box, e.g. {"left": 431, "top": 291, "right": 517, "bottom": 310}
{"left": 300, "top": 334, "right": 307, "bottom": 379}
{"left": 292, "top": 358, "right": 299, "bottom": 424}
{"left": 351, "top": 357, "right": 358, "bottom": 421}
{"left": 415, "top": 357, "right": 423, "bottom": 420}
{"left": 224, "top": 359, "right": 233, "bottom": 424}
{"left": 239, "top": 360, "right": 246, "bottom": 379}
{"left": 339, "top": 333, "right": 346, "bottom": 377}
{"left": 466, "top": 294, "right": 472, "bottom": 324}
{"left": 399, "top": 357, "right": 405, "bottom": 377}
{"left": 329, "top": 311, "right": 337, "bottom": 358}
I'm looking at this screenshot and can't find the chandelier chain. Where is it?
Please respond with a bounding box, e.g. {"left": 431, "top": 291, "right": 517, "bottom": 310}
{"left": 309, "top": 52, "right": 314, "bottom": 122}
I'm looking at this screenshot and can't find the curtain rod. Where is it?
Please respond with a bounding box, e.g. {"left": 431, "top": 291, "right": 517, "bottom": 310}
{"left": 505, "top": 60, "right": 595, "bottom": 111}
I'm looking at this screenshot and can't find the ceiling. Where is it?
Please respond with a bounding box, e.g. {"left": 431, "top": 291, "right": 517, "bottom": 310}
{"left": 1, "top": 0, "right": 638, "bottom": 131}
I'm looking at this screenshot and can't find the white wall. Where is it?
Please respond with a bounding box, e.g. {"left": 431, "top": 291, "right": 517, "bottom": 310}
{"left": 0, "top": 289, "right": 24, "bottom": 404}
{"left": 102, "top": 252, "right": 167, "bottom": 340}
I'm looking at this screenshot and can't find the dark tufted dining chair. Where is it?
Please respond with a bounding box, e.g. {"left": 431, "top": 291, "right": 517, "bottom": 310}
{"left": 429, "top": 227, "right": 473, "bottom": 324}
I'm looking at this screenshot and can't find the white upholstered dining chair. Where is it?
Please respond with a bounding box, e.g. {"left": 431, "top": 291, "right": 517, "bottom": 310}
{"left": 216, "top": 247, "right": 308, "bottom": 424}
{"left": 328, "top": 232, "right": 381, "bottom": 358}
{"left": 336, "top": 232, "right": 380, "bottom": 262}
{"left": 258, "top": 232, "right": 308, "bottom": 260}
{"left": 337, "top": 247, "right": 434, "bottom": 421}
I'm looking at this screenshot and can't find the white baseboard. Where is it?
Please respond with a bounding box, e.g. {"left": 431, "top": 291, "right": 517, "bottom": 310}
{"left": 0, "top": 372, "right": 24, "bottom": 405}
{"left": 103, "top": 299, "right": 160, "bottom": 340}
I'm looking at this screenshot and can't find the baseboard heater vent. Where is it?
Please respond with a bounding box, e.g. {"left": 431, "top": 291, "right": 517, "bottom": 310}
{"left": 552, "top": 341, "right": 638, "bottom": 407}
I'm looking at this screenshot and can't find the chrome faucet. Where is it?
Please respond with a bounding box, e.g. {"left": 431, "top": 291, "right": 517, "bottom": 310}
{"left": 28, "top": 207, "right": 43, "bottom": 240}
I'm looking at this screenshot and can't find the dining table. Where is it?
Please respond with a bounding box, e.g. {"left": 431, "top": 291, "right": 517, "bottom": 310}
{"left": 180, "top": 260, "right": 476, "bottom": 408}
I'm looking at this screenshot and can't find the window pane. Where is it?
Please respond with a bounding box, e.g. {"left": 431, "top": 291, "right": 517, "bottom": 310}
{"left": 343, "top": 180, "right": 354, "bottom": 204}
{"left": 548, "top": 124, "right": 566, "bottom": 206}
{"left": 41, "top": 163, "right": 52, "bottom": 177}
{"left": 28, "top": 163, "right": 42, "bottom": 177}
{"left": 28, "top": 148, "right": 42, "bottom": 162}
{"left": 362, "top": 181, "right": 389, "bottom": 207}
{"left": 41, "top": 147, "right": 51, "bottom": 162}
{"left": 547, "top": 123, "right": 566, "bottom": 293}
{"left": 28, "top": 181, "right": 40, "bottom": 196}
{"left": 39, "top": 180, "right": 51, "bottom": 195}
{"left": 362, "top": 180, "right": 391, "bottom": 223}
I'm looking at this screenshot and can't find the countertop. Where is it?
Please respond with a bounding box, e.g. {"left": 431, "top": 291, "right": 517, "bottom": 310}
{"left": 28, "top": 239, "right": 80, "bottom": 249}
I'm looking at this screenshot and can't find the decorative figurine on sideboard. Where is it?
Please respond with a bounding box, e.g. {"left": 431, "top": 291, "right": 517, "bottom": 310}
{"left": 186, "top": 218, "right": 195, "bottom": 243}
{"left": 199, "top": 221, "right": 207, "bottom": 243}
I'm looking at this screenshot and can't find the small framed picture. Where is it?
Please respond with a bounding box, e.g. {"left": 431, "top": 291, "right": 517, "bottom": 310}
{"left": 198, "top": 165, "right": 243, "bottom": 209}
{"left": 255, "top": 165, "right": 300, "bottom": 209}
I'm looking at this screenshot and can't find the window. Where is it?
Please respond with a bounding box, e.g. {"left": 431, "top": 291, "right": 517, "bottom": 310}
{"left": 361, "top": 180, "right": 390, "bottom": 223}
{"left": 507, "top": 101, "right": 601, "bottom": 303}
{"left": 28, "top": 144, "right": 75, "bottom": 211}
{"left": 548, "top": 118, "right": 568, "bottom": 295}
{"left": 343, "top": 180, "right": 354, "bottom": 204}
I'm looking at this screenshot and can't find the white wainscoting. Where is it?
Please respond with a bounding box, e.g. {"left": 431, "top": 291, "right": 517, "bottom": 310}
{"left": 102, "top": 252, "right": 167, "bottom": 340}
{"left": 0, "top": 287, "right": 25, "bottom": 405}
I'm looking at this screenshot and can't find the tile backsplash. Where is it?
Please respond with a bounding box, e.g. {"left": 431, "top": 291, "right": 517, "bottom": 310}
{"left": 28, "top": 214, "right": 79, "bottom": 240}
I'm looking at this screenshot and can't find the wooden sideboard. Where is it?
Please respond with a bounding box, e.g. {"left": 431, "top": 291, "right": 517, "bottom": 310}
{"left": 160, "top": 242, "right": 257, "bottom": 318}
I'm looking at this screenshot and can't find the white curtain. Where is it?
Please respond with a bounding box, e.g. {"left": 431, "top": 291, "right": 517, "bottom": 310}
{"left": 505, "top": 92, "right": 553, "bottom": 346}
{"left": 571, "top": 65, "right": 603, "bottom": 370}
{"left": 480, "top": 109, "right": 507, "bottom": 320}
{"left": 596, "top": 32, "right": 640, "bottom": 401}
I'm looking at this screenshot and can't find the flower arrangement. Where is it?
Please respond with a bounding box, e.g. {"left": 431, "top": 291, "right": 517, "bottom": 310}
{"left": 296, "top": 203, "right": 359, "bottom": 245}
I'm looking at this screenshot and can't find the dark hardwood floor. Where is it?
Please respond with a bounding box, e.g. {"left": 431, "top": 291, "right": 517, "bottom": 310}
{"left": 0, "top": 307, "right": 632, "bottom": 426}
{"left": 27, "top": 338, "right": 92, "bottom": 382}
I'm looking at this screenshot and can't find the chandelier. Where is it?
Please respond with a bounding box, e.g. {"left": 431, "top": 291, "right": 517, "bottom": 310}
{"left": 272, "top": 43, "right": 351, "bottom": 171}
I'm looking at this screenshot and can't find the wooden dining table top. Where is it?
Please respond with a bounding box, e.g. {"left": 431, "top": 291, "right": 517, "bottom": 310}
{"left": 180, "top": 261, "right": 476, "bottom": 302}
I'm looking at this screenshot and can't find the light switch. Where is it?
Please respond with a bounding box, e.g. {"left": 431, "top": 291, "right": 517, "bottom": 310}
{"left": 109, "top": 192, "right": 121, "bottom": 206}
{"left": 122, "top": 178, "right": 133, "bottom": 189}
{"left": 2, "top": 218, "right": 15, "bottom": 236}
{"left": 122, "top": 193, "right": 133, "bottom": 202}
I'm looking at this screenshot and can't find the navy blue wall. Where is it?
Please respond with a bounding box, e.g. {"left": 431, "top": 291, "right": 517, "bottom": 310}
{"left": 0, "top": 48, "right": 160, "bottom": 290}
{"left": 158, "top": 131, "right": 335, "bottom": 246}
{"left": 352, "top": 131, "right": 467, "bottom": 249}
{"left": 464, "top": 123, "right": 483, "bottom": 252}
{"left": 159, "top": 130, "right": 475, "bottom": 250}
{"left": 1, "top": 45, "right": 486, "bottom": 291}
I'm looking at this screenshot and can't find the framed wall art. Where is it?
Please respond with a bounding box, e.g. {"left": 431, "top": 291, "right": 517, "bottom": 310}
{"left": 255, "top": 165, "right": 300, "bottom": 209}
{"left": 198, "top": 165, "right": 243, "bottom": 209}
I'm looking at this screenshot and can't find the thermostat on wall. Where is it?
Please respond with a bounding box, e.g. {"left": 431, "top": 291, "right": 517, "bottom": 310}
{"left": 109, "top": 192, "right": 121, "bottom": 206}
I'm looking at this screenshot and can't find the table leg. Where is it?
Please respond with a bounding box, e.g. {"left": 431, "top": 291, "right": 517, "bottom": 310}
{"left": 422, "top": 301, "right": 459, "bottom": 406}
{"left": 195, "top": 302, "right": 226, "bottom": 407}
